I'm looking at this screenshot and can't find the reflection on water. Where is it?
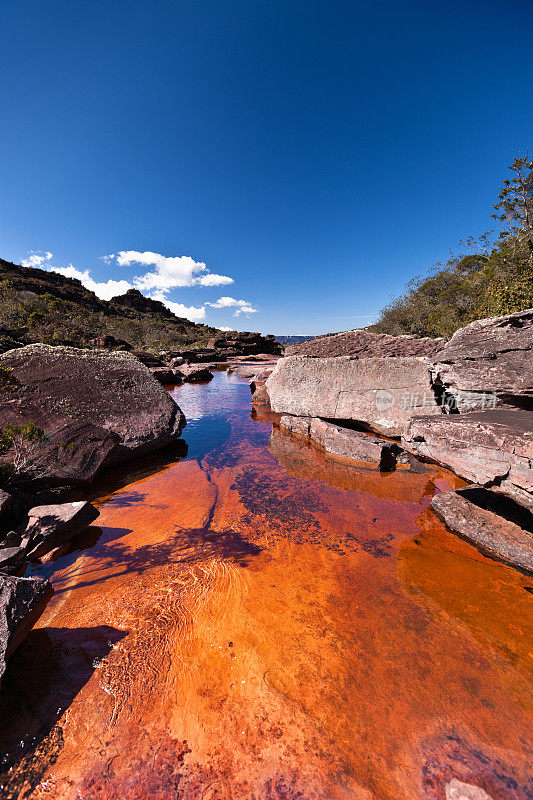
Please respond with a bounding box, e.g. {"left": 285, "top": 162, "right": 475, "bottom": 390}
{"left": 0, "top": 371, "right": 531, "bottom": 800}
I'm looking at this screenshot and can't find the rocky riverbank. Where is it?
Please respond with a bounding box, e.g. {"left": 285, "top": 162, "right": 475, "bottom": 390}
{"left": 0, "top": 344, "right": 188, "bottom": 686}
{"left": 259, "top": 309, "right": 533, "bottom": 572}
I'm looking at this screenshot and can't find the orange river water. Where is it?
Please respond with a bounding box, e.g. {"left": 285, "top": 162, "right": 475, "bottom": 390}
{"left": 0, "top": 371, "right": 531, "bottom": 800}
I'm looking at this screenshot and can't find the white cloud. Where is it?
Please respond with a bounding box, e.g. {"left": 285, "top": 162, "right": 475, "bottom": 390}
{"left": 21, "top": 249, "right": 257, "bottom": 324}
{"left": 51, "top": 264, "right": 133, "bottom": 301}
{"left": 218, "top": 326, "right": 235, "bottom": 331}
{"left": 207, "top": 296, "right": 258, "bottom": 316}
{"left": 160, "top": 299, "right": 206, "bottom": 321}
{"left": 147, "top": 290, "right": 206, "bottom": 321}
{"left": 108, "top": 250, "right": 234, "bottom": 291}
{"left": 196, "top": 273, "right": 234, "bottom": 287}
{"left": 21, "top": 251, "right": 53, "bottom": 268}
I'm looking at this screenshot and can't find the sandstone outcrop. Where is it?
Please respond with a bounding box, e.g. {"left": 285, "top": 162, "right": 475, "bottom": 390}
{"left": 403, "top": 410, "right": 533, "bottom": 508}
{"left": 0, "top": 345, "right": 186, "bottom": 465}
{"left": 431, "top": 487, "right": 533, "bottom": 572}
{"left": 431, "top": 309, "right": 533, "bottom": 410}
{"left": 279, "top": 415, "right": 400, "bottom": 469}
{"left": 0, "top": 573, "right": 53, "bottom": 686}
{"left": 286, "top": 329, "right": 444, "bottom": 358}
{"left": 266, "top": 355, "right": 441, "bottom": 436}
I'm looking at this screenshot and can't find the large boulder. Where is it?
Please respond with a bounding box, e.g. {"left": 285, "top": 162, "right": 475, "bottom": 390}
{"left": 0, "top": 574, "right": 53, "bottom": 686}
{"left": 285, "top": 330, "right": 444, "bottom": 358}
{"left": 278, "top": 415, "right": 400, "bottom": 469}
{"left": 0, "top": 345, "right": 186, "bottom": 465}
{"left": 431, "top": 309, "right": 533, "bottom": 409}
{"left": 403, "top": 410, "right": 533, "bottom": 508}
{"left": 431, "top": 487, "right": 533, "bottom": 573}
{"left": 266, "top": 355, "right": 441, "bottom": 436}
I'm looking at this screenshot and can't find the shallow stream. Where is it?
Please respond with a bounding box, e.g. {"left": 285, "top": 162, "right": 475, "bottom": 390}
{"left": 0, "top": 371, "right": 531, "bottom": 799}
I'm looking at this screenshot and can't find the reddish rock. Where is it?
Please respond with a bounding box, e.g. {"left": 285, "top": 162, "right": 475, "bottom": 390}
{"left": 431, "top": 486, "right": 533, "bottom": 573}
{"left": 266, "top": 355, "right": 441, "bottom": 437}
{"left": 150, "top": 367, "right": 183, "bottom": 385}
{"left": 286, "top": 330, "right": 444, "bottom": 358}
{"left": 0, "top": 345, "right": 185, "bottom": 465}
{"left": 279, "top": 415, "right": 400, "bottom": 469}
{"left": 432, "top": 308, "right": 533, "bottom": 409}
{"left": 403, "top": 410, "right": 533, "bottom": 508}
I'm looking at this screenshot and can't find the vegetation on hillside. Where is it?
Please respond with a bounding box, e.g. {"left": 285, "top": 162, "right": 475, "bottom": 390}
{"left": 371, "top": 155, "right": 533, "bottom": 338}
{"left": 0, "top": 265, "right": 218, "bottom": 351}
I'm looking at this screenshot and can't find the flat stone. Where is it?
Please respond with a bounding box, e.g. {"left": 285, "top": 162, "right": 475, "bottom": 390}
{"left": 267, "top": 355, "right": 441, "bottom": 437}
{"left": 278, "top": 415, "right": 400, "bottom": 469}
{"left": 431, "top": 487, "right": 533, "bottom": 572}
{"left": 403, "top": 409, "right": 533, "bottom": 507}
{"left": 22, "top": 500, "right": 100, "bottom": 560}
{"left": 0, "top": 573, "right": 53, "bottom": 686}
{"left": 445, "top": 779, "right": 494, "bottom": 800}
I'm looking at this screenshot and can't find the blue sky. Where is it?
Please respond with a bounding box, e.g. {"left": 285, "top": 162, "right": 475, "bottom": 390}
{"left": 1, "top": 0, "right": 532, "bottom": 334}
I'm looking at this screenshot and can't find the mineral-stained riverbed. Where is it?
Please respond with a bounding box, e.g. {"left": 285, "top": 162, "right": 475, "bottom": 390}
{"left": 0, "top": 371, "right": 532, "bottom": 799}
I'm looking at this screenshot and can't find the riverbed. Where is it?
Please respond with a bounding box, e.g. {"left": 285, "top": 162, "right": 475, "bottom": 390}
{"left": 0, "top": 371, "right": 531, "bottom": 799}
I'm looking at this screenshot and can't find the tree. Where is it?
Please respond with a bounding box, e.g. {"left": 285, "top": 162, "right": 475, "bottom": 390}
{"left": 492, "top": 154, "right": 533, "bottom": 258}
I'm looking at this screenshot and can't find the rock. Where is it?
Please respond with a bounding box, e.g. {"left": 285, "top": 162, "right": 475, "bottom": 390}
{"left": 0, "top": 490, "right": 12, "bottom": 519}
{"left": 0, "top": 345, "right": 186, "bottom": 465}
{"left": 169, "top": 356, "right": 185, "bottom": 368}
{"left": 130, "top": 350, "right": 166, "bottom": 368}
{"left": 0, "top": 573, "right": 53, "bottom": 686}
{"left": 21, "top": 500, "right": 100, "bottom": 560}
{"left": 403, "top": 410, "right": 533, "bottom": 508}
{"left": 278, "top": 415, "right": 400, "bottom": 469}
{"left": 431, "top": 486, "right": 533, "bottom": 573}
{"left": 266, "top": 355, "right": 441, "bottom": 437}
{"left": 180, "top": 365, "right": 214, "bottom": 383}
{"left": 88, "top": 335, "right": 132, "bottom": 351}
{"left": 431, "top": 309, "right": 533, "bottom": 409}
{"left": 286, "top": 329, "right": 444, "bottom": 358}
{"left": 0, "top": 547, "right": 26, "bottom": 570}
{"left": 150, "top": 367, "right": 182, "bottom": 385}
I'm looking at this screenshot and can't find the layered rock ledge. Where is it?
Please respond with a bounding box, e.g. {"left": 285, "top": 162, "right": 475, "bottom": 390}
{"left": 266, "top": 354, "right": 441, "bottom": 437}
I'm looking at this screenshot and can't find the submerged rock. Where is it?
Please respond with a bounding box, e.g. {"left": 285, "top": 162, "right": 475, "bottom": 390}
{"left": 431, "top": 486, "right": 533, "bottom": 573}
{"left": 0, "top": 344, "right": 186, "bottom": 465}
{"left": 0, "top": 573, "right": 53, "bottom": 686}
{"left": 279, "top": 415, "right": 400, "bottom": 469}
{"left": 403, "top": 410, "right": 533, "bottom": 508}
{"left": 266, "top": 355, "right": 441, "bottom": 437}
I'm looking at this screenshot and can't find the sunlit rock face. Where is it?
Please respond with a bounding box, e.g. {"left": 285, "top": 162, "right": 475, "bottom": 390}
{"left": 266, "top": 355, "right": 441, "bottom": 436}
{"left": 431, "top": 308, "right": 533, "bottom": 409}
{"left": 0, "top": 372, "right": 530, "bottom": 800}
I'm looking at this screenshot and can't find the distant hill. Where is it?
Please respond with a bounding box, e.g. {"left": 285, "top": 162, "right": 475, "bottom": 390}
{"left": 0, "top": 258, "right": 220, "bottom": 352}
